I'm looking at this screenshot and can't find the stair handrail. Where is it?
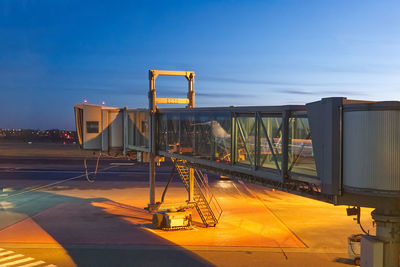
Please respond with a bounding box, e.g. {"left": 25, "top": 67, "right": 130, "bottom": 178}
{"left": 193, "top": 168, "right": 223, "bottom": 220}
{"left": 173, "top": 158, "right": 222, "bottom": 225}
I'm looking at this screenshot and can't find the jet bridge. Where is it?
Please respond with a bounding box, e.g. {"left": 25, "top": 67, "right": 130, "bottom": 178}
{"left": 75, "top": 70, "right": 400, "bottom": 266}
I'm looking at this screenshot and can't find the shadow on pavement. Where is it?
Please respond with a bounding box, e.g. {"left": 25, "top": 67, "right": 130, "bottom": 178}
{"left": 334, "top": 257, "right": 356, "bottom": 265}
{"left": 0, "top": 190, "right": 213, "bottom": 267}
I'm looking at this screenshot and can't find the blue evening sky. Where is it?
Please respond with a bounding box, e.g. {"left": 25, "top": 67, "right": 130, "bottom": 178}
{"left": 1, "top": 0, "right": 399, "bottom": 129}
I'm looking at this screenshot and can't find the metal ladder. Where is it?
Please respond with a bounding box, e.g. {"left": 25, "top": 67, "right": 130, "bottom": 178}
{"left": 173, "top": 159, "right": 222, "bottom": 227}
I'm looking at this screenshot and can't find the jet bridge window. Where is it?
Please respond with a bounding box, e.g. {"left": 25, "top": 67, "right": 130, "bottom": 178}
{"left": 86, "top": 121, "right": 99, "bottom": 133}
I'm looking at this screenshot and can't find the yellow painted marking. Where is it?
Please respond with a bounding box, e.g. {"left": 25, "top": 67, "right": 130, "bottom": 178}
{"left": 0, "top": 248, "right": 56, "bottom": 267}
{"left": 19, "top": 261, "right": 46, "bottom": 267}
{"left": 0, "top": 254, "right": 24, "bottom": 263}
{"left": 3, "top": 188, "right": 14, "bottom": 192}
{"left": 156, "top": 98, "right": 190, "bottom": 104}
{"left": 2, "top": 257, "right": 34, "bottom": 266}
{"left": 0, "top": 250, "right": 14, "bottom": 256}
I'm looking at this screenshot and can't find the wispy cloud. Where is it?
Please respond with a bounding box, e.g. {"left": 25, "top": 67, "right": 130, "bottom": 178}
{"left": 197, "top": 92, "right": 253, "bottom": 98}
{"left": 279, "top": 89, "right": 367, "bottom": 96}
{"left": 200, "top": 76, "right": 314, "bottom": 86}
{"left": 199, "top": 75, "right": 378, "bottom": 87}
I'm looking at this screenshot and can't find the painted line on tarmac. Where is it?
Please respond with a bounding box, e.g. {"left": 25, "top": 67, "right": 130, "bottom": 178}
{"left": 109, "top": 162, "right": 135, "bottom": 166}
{"left": 0, "top": 165, "right": 117, "bottom": 201}
{"left": 0, "top": 248, "right": 55, "bottom": 267}
{"left": 0, "top": 170, "right": 170, "bottom": 175}
{"left": 141, "top": 225, "right": 199, "bottom": 233}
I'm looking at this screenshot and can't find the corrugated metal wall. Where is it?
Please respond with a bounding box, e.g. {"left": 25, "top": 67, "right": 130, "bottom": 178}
{"left": 343, "top": 110, "right": 400, "bottom": 192}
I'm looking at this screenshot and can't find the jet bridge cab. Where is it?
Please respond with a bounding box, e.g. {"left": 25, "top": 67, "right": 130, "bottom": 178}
{"left": 74, "top": 104, "right": 123, "bottom": 153}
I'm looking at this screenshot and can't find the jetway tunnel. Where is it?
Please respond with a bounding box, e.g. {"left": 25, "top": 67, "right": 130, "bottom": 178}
{"left": 74, "top": 70, "right": 400, "bottom": 266}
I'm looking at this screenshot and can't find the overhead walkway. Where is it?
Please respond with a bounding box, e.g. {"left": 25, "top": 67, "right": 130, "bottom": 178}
{"left": 75, "top": 70, "right": 400, "bottom": 266}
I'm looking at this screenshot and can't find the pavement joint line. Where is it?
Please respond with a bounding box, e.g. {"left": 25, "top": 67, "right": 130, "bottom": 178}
{"left": 238, "top": 180, "right": 308, "bottom": 248}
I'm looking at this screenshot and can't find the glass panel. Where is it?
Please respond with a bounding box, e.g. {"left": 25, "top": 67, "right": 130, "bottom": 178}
{"left": 158, "top": 110, "right": 231, "bottom": 163}
{"left": 193, "top": 112, "right": 215, "bottom": 160}
{"left": 288, "top": 114, "right": 317, "bottom": 176}
{"left": 213, "top": 112, "right": 231, "bottom": 163}
{"left": 258, "top": 116, "right": 282, "bottom": 170}
{"left": 86, "top": 121, "right": 99, "bottom": 133}
{"left": 236, "top": 116, "right": 255, "bottom": 166}
{"left": 158, "top": 113, "right": 167, "bottom": 151}
{"left": 180, "top": 113, "right": 195, "bottom": 156}
{"left": 167, "top": 113, "right": 180, "bottom": 153}
{"left": 192, "top": 111, "right": 231, "bottom": 163}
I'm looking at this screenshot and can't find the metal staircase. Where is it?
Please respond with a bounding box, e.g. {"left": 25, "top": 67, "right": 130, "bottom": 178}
{"left": 173, "top": 159, "right": 222, "bottom": 227}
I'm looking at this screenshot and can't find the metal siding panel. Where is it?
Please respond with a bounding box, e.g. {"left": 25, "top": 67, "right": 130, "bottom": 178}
{"left": 108, "top": 111, "right": 123, "bottom": 148}
{"left": 306, "top": 98, "right": 343, "bottom": 195}
{"left": 101, "top": 110, "right": 109, "bottom": 152}
{"left": 82, "top": 106, "right": 102, "bottom": 150}
{"left": 343, "top": 110, "right": 400, "bottom": 192}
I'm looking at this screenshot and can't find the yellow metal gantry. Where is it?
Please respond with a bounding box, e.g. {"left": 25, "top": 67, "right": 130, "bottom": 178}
{"left": 148, "top": 70, "right": 196, "bottom": 207}
{"left": 148, "top": 70, "right": 195, "bottom": 113}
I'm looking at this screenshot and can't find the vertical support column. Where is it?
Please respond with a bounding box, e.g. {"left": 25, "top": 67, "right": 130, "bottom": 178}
{"left": 281, "top": 110, "right": 290, "bottom": 181}
{"left": 149, "top": 71, "right": 157, "bottom": 113}
{"left": 231, "top": 112, "right": 237, "bottom": 166}
{"left": 254, "top": 112, "right": 259, "bottom": 170}
{"left": 189, "top": 168, "right": 194, "bottom": 202}
{"left": 149, "top": 114, "right": 156, "bottom": 206}
{"left": 123, "top": 107, "right": 128, "bottom": 155}
{"left": 371, "top": 209, "right": 400, "bottom": 267}
{"left": 187, "top": 73, "right": 195, "bottom": 109}
{"left": 148, "top": 70, "right": 157, "bottom": 206}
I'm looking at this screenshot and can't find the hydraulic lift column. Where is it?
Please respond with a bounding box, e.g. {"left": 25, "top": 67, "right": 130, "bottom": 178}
{"left": 371, "top": 208, "right": 400, "bottom": 267}
{"left": 148, "top": 71, "right": 157, "bottom": 205}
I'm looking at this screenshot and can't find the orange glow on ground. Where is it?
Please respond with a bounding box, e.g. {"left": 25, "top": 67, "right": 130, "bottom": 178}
{"left": 91, "top": 194, "right": 304, "bottom": 248}
{"left": 0, "top": 217, "right": 58, "bottom": 244}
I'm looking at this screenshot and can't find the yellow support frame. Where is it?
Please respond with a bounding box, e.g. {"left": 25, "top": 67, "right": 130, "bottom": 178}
{"left": 148, "top": 69, "right": 195, "bottom": 113}
{"left": 148, "top": 69, "right": 195, "bottom": 206}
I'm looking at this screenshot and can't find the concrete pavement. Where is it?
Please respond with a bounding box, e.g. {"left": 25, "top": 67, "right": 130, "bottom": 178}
{"left": 0, "top": 155, "right": 372, "bottom": 266}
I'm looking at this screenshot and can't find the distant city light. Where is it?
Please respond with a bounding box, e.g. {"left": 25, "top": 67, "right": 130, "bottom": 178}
{"left": 84, "top": 99, "right": 88, "bottom": 104}
{"left": 101, "top": 101, "right": 105, "bottom": 105}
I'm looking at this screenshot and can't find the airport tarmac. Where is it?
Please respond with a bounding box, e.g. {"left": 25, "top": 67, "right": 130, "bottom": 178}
{"left": 0, "top": 145, "right": 374, "bottom": 266}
